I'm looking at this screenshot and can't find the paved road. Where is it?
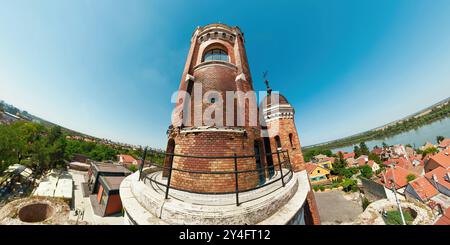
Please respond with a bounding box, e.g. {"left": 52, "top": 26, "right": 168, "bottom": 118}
{"left": 315, "top": 190, "right": 363, "bottom": 225}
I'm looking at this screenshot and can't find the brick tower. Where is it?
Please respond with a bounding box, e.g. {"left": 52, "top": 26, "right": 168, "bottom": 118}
{"left": 165, "top": 23, "right": 264, "bottom": 193}
{"left": 121, "top": 23, "right": 321, "bottom": 225}
{"left": 261, "top": 81, "right": 321, "bottom": 225}
{"left": 261, "top": 83, "right": 305, "bottom": 172}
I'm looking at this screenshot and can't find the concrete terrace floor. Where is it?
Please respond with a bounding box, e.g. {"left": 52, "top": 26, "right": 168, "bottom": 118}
{"left": 315, "top": 190, "right": 363, "bottom": 225}
{"left": 69, "top": 169, "right": 124, "bottom": 225}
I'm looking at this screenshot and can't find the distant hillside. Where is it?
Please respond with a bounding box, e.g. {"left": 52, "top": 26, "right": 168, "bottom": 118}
{"left": 304, "top": 96, "right": 450, "bottom": 150}
{"left": 0, "top": 99, "right": 94, "bottom": 138}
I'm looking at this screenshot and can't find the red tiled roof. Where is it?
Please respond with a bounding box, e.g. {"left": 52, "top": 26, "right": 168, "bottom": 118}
{"left": 305, "top": 163, "right": 317, "bottom": 174}
{"left": 343, "top": 152, "right": 355, "bottom": 159}
{"left": 435, "top": 207, "right": 450, "bottom": 225}
{"left": 367, "top": 160, "right": 376, "bottom": 168}
{"left": 408, "top": 177, "right": 439, "bottom": 201}
{"left": 425, "top": 167, "right": 450, "bottom": 190}
{"left": 117, "top": 154, "right": 136, "bottom": 163}
{"left": 383, "top": 166, "right": 417, "bottom": 189}
{"left": 383, "top": 157, "right": 412, "bottom": 168}
{"left": 357, "top": 157, "right": 366, "bottom": 167}
{"left": 438, "top": 138, "right": 450, "bottom": 148}
{"left": 428, "top": 148, "right": 450, "bottom": 169}
{"left": 371, "top": 147, "right": 383, "bottom": 155}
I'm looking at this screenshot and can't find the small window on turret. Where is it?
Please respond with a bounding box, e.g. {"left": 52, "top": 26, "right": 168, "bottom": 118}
{"left": 289, "top": 133, "right": 294, "bottom": 148}
{"left": 203, "top": 49, "right": 229, "bottom": 62}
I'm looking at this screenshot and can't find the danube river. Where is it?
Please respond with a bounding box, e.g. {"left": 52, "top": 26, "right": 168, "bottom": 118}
{"left": 332, "top": 117, "right": 450, "bottom": 153}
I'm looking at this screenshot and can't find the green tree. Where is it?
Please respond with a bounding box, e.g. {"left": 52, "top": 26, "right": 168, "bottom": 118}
{"left": 354, "top": 145, "right": 361, "bottom": 158}
{"left": 406, "top": 174, "right": 416, "bottom": 182}
{"left": 422, "top": 146, "right": 439, "bottom": 157}
{"left": 331, "top": 152, "right": 347, "bottom": 177}
{"left": 359, "top": 165, "right": 373, "bottom": 179}
{"left": 359, "top": 142, "right": 369, "bottom": 156}
{"left": 341, "top": 178, "right": 357, "bottom": 192}
{"left": 368, "top": 152, "right": 381, "bottom": 164}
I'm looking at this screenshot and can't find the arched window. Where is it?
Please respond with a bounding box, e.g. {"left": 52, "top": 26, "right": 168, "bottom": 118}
{"left": 275, "top": 136, "right": 282, "bottom": 149}
{"left": 289, "top": 133, "right": 294, "bottom": 148}
{"left": 203, "top": 49, "right": 229, "bottom": 62}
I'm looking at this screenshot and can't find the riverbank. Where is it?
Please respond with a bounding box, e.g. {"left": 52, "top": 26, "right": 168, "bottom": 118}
{"left": 304, "top": 100, "right": 450, "bottom": 152}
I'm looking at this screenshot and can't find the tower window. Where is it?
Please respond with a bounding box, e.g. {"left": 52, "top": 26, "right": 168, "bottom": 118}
{"left": 289, "top": 133, "right": 294, "bottom": 148}
{"left": 275, "top": 136, "right": 282, "bottom": 149}
{"left": 203, "top": 49, "right": 229, "bottom": 62}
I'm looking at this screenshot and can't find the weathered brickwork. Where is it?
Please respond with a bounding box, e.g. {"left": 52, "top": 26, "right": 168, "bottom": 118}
{"left": 163, "top": 23, "right": 320, "bottom": 224}
{"left": 267, "top": 118, "right": 306, "bottom": 172}
{"left": 169, "top": 130, "right": 264, "bottom": 193}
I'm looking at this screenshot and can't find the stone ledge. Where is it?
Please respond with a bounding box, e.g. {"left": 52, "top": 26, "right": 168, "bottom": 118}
{"left": 120, "top": 170, "right": 310, "bottom": 225}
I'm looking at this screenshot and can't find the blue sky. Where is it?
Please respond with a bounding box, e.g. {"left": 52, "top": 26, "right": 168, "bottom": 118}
{"left": 1, "top": 0, "right": 449, "bottom": 149}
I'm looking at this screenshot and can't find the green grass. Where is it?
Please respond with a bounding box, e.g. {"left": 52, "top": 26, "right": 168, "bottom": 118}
{"left": 384, "top": 210, "right": 414, "bottom": 225}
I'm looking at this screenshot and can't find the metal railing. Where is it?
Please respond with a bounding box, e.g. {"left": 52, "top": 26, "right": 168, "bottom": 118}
{"left": 138, "top": 148, "right": 293, "bottom": 206}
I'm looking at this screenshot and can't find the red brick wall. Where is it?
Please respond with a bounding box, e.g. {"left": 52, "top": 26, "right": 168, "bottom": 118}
{"left": 267, "top": 118, "right": 306, "bottom": 172}
{"left": 165, "top": 24, "right": 263, "bottom": 193}
{"left": 305, "top": 190, "right": 321, "bottom": 225}
{"left": 169, "top": 129, "right": 264, "bottom": 193}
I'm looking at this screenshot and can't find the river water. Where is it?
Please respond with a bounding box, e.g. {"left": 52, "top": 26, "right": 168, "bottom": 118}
{"left": 332, "top": 117, "right": 450, "bottom": 153}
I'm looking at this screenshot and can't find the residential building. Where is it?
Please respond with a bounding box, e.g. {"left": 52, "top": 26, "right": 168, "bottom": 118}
{"left": 117, "top": 154, "right": 139, "bottom": 169}
{"left": 367, "top": 160, "right": 380, "bottom": 173}
{"left": 312, "top": 154, "right": 328, "bottom": 162}
{"left": 346, "top": 157, "right": 357, "bottom": 167}
{"left": 381, "top": 166, "right": 417, "bottom": 190}
{"left": 405, "top": 177, "right": 439, "bottom": 203}
{"left": 371, "top": 146, "right": 383, "bottom": 157}
{"left": 435, "top": 207, "right": 450, "bottom": 225}
{"left": 316, "top": 158, "right": 334, "bottom": 170}
{"left": 438, "top": 138, "right": 450, "bottom": 151}
{"left": 425, "top": 167, "right": 450, "bottom": 197}
{"left": 425, "top": 148, "right": 450, "bottom": 172}
{"left": 356, "top": 155, "right": 368, "bottom": 167}
{"left": 305, "top": 163, "right": 330, "bottom": 183}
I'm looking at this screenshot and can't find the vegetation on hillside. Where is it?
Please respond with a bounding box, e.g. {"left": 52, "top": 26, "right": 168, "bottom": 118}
{"left": 0, "top": 121, "right": 164, "bottom": 174}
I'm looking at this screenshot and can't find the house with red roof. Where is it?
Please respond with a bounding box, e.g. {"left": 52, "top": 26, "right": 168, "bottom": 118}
{"left": 117, "top": 154, "right": 139, "bottom": 169}
{"left": 371, "top": 147, "right": 383, "bottom": 156}
{"left": 434, "top": 207, "right": 450, "bottom": 225}
{"left": 367, "top": 160, "right": 380, "bottom": 173}
{"left": 425, "top": 167, "right": 450, "bottom": 197}
{"left": 438, "top": 138, "right": 450, "bottom": 151}
{"left": 381, "top": 166, "right": 417, "bottom": 190}
{"left": 425, "top": 148, "right": 450, "bottom": 172}
{"left": 343, "top": 152, "right": 355, "bottom": 159}
{"left": 405, "top": 177, "right": 439, "bottom": 203}
{"left": 356, "top": 155, "right": 368, "bottom": 167}
{"left": 305, "top": 163, "right": 331, "bottom": 184}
